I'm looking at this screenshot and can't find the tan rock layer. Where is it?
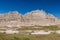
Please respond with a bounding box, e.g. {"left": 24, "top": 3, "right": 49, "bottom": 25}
{"left": 0, "top": 10, "right": 59, "bottom": 27}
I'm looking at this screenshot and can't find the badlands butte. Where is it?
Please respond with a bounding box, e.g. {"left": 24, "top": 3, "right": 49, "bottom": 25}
{"left": 0, "top": 10, "right": 60, "bottom": 27}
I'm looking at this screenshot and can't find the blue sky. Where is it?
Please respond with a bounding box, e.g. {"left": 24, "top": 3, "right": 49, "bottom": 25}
{"left": 0, "top": 0, "right": 60, "bottom": 17}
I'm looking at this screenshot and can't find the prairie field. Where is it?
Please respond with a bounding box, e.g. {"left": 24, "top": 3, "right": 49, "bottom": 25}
{"left": 0, "top": 32, "right": 60, "bottom": 40}
{"left": 0, "top": 25, "right": 60, "bottom": 40}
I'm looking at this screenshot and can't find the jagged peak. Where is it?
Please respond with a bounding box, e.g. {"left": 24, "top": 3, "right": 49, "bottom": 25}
{"left": 25, "top": 10, "right": 47, "bottom": 17}
{"left": 31, "top": 9, "right": 44, "bottom": 12}
{"left": 47, "top": 13, "right": 55, "bottom": 17}
{"left": 0, "top": 10, "right": 58, "bottom": 19}
{"left": 25, "top": 10, "right": 46, "bottom": 15}
{"left": 8, "top": 11, "right": 19, "bottom": 14}
{"left": 6, "top": 11, "right": 23, "bottom": 16}
{"left": 47, "top": 13, "right": 57, "bottom": 19}
{"left": 0, "top": 11, "right": 21, "bottom": 15}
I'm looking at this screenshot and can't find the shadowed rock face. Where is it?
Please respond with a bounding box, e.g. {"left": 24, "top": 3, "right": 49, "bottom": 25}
{"left": 0, "top": 10, "right": 59, "bottom": 27}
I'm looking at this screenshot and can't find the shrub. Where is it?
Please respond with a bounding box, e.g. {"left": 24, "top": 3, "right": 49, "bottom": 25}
{"left": 23, "top": 37, "right": 30, "bottom": 40}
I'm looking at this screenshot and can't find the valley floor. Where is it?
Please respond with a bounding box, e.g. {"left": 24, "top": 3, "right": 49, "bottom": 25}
{"left": 0, "top": 32, "right": 60, "bottom": 40}
{"left": 0, "top": 25, "right": 60, "bottom": 40}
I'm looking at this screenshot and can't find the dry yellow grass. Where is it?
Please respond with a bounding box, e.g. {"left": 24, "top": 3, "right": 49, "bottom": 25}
{"left": 0, "top": 32, "right": 60, "bottom": 40}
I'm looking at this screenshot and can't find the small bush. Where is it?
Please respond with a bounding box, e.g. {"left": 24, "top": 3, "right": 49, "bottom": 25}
{"left": 23, "top": 37, "right": 30, "bottom": 40}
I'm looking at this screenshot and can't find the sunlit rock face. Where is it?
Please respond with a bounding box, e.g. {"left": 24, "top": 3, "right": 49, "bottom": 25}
{"left": 0, "top": 10, "right": 59, "bottom": 27}
{"left": 0, "top": 11, "right": 22, "bottom": 22}
{"left": 24, "top": 10, "right": 58, "bottom": 26}
{"left": 24, "top": 10, "right": 47, "bottom": 21}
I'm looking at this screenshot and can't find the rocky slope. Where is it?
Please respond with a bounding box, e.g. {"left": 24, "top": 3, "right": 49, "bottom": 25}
{"left": 0, "top": 10, "right": 59, "bottom": 27}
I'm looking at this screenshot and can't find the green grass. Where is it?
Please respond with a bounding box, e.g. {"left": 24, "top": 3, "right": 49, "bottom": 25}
{"left": 0, "top": 33, "right": 60, "bottom": 40}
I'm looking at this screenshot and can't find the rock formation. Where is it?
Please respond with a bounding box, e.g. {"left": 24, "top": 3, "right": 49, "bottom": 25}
{"left": 0, "top": 10, "right": 59, "bottom": 27}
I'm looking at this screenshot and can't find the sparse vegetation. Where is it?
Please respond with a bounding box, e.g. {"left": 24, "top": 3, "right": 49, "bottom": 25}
{"left": 0, "top": 25, "right": 60, "bottom": 40}
{"left": 42, "top": 25, "right": 59, "bottom": 30}
{"left": 17, "top": 25, "right": 60, "bottom": 30}
{"left": 0, "top": 33, "right": 60, "bottom": 40}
